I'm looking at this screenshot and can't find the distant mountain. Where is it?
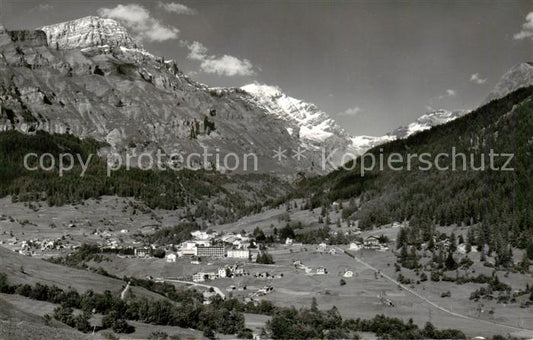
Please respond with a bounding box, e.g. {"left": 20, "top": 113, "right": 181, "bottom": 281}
{"left": 240, "top": 84, "right": 469, "bottom": 158}
{"left": 240, "top": 83, "right": 357, "bottom": 164}
{"left": 352, "top": 61, "right": 533, "bottom": 155}
{"left": 0, "top": 16, "right": 476, "bottom": 174}
{"left": 0, "top": 16, "right": 355, "bottom": 174}
{"left": 351, "top": 109, "right": 469, "bottom": 154}
{"left": 484, "top": 62, "right": 533, "bottom": 104}
{"left": 350, "top": 135, "right": 396, "bottom": 155}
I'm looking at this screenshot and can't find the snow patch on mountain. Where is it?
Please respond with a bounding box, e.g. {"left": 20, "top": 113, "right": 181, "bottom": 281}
{"left": 241, "top": 83, "right": 470, "bottom": 157}
{"left": 351, "top": 109, "right": 469, "bottom": 153}
{"left": 351, "top": 135, "right": 396, "bottom": 154}
{"left": 241, "top": 83, "right": 359, "bottom": 148}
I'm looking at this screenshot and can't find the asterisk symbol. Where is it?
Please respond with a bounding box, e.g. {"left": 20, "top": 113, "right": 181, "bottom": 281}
{"left": 272, "top": 147, "right": 287, "bottom": 162}
{"left": 292, "top": 147, "right": 306, "bottom": 161}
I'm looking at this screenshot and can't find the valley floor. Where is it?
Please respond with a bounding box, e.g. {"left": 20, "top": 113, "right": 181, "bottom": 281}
{"left": 1, "top": 196, "right": 532, "bottom": 339}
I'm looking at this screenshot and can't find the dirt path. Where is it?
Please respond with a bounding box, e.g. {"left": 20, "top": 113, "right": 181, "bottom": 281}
{"left": 338, "top": 248, "right": 533, "bottom": 334}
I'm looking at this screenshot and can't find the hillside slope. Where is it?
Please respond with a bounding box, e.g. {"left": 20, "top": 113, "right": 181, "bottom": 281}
{"left": 0, "top": 297, "right": 96, "bottom": 340}
{"left": 0, "top": 246, "right": 161, "bottom": 299}
{"left": 300, "top": 86, "right": 533, "bottom": 257}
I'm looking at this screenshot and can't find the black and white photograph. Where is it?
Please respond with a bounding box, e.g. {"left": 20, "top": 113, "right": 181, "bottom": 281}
{"left": 0, "top": 1, "right": 532, "bottom": 339}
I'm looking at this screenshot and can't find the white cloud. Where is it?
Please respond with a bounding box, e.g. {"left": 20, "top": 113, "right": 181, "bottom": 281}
{"left": 201, "top": 55, "right": 254, "bottom": 76}
{"left": 432, "top": 88, "right": 457, "bottom": 101}
{"left": 338, "top": 106, "right": 361, "bottom": 116}
{"left": 514, "top": 12, "right": 533, "bottom": 40}
{"left": 470, "top": 73, "right": 487, "bottom": 84}
{"left": 97, "top": 4, "right": 179, "bottom": 42}
{"left": 158, "top": 2, "right": 197, "bottom": 15}
{"left": 187, "top": 41, "right": 208, "bottom": 60}
{"left": 187, "top": 41, "right": 255, "bottom": 76}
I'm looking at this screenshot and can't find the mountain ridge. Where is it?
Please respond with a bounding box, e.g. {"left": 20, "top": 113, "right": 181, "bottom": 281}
{"left": 349, "top": 109, "right": 469, "bottom": 154}
{"left": 0, "top": 19, "right": 330, "bottom": 174}
{"left": 1, "top": 15, "right": 512, "bottom": 174}
{"left": 484, "top": 62, "right": 533, "bottom": 104}
{"left": 40, "top": 16, "right": 143, "bottom": 51}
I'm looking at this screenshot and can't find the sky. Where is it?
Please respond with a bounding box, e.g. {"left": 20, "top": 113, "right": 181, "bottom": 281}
{"left": 0, "top": 0, "right": 532, "bottom": 136}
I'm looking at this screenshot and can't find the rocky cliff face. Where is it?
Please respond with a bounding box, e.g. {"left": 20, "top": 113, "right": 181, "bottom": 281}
{"left": 0, "top": 17, "right": 352, "bottom": 174}
{"left": 0, "top": 16, "right": 478, "bottom": 173}
{"left": 40, "top": 16, "right": 142, "bottom": 50}
{"left": 483, "top": 62, "right": 533, "bottom": 104}
{"left": 7, "top": 30, "right": 48, "bottom": 47}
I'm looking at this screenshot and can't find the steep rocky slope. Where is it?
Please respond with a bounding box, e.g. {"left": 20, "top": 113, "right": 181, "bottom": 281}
{"left": 240, "top": 83, "right": 358, "bottom": 163}
{"left": 0, "top": 17, "right": 351, "bottom": 174}
{"left": 240, "top": 83, "right": 469, "bottom": 158}
{"left": 484, "top": 62, "right": 533, "bottom": 104}
{"left": 40, "top": 16, "right": 141, "bottom": 50}
{"left": 0, "top": 16, "right": 478, "bottom": 173}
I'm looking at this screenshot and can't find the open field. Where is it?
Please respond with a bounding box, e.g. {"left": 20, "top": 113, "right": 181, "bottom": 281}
{"left": 0, "top": 196, "right": 184, "bottom": 255}
{"left": 0, "top": 246, "right": 165, "bottom": 300}
{"left": 2, "top": 195, "right": 533, "bottom": 338}
{"left": 0, "top": 294, "right": 97, "bottom": 340}
{"left": 92, "top": 240, "right": 533, "bottom": 338}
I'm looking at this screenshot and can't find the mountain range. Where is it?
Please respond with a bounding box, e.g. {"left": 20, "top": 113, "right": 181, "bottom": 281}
{"left": 1, "top": 16, "right": 532, "bottom": 175}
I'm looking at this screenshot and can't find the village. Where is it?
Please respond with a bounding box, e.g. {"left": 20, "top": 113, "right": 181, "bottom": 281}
{"left": 122, "top": 228, "right": 392, "bottom": 307}
{"left": 1, "top": 216, "right": 394, "bottom": 308}
{"left": 1, "top": 195, "right": 531, "bottom": 339}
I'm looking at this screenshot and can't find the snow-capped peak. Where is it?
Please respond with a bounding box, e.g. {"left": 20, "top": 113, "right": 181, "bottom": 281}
{"left": 242, "top": 83, "right": 470, "bottom": 158}
{"left": 241, "top": 83, "right": 283, "bottom": 98}
{"left": 351, "top": 109, "right": 469, "bottom": 154}
{"left": 389, "top": 109, "right": 468, "bottom": 139}
{"left": 241, "top": 83, "right": 349, "bottom": 144}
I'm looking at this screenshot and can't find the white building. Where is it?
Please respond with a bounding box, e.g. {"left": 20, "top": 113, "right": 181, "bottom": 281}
{"left": 364, "top": 236, "right": 381, "bottom": 250}
{"left": 134, "top": 247, "right": 150, "bottom": 257}
{"left": 349, "top": 242, "right": 362, "bottom": 251}
{"left": 166, "top": 253, "right": 177, "bottom": 263}
{"left": 227, "top": 249, "right": 250, "bottom": 259}
{"left": 285, "top": 238, "right": 293, "bottom": 245}
{"left": 193, "top": 272, "right": 217, "bottom": 282}
{"left": 181, "top": 248, "right": 197, "bottom": 256}
{"left": 192, "top": 272, "right": 205, "bottom": 282}
{"left": 218, "top": 267, "right": 228, "bottom": 278}
{"left": 317, "top": 243, "right": 327, "bottom": 252}
{"left": 343, "top": 270, "right": 354, "bottom": 278}
{"left": 181, "top": 241, "right": 198, "bottom": 256}
{"left": 316, "top": 267, "right": 327, "bottom": 275}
